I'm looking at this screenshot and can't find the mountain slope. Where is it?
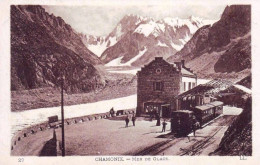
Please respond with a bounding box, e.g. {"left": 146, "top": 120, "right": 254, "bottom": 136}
{"left": 212, "top": 97, "right": 252, "bottom": 156}
{"left": 11, "top": 5, "right": 105, "bottom": 92}
{"left": 237, "top": 74, "right": 251, "bottom": 89}
{"left": 167, "top": 5, "right": 251, "bottom": 79}
{"left": 82, "top": 15, "right": 215, "bottom": 66}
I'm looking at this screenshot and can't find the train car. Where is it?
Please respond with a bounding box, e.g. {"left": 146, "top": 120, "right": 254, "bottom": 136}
{"left": 210, "top": 101, "right": 224, "bottom": 117}
{"left": 194, "top": 101, "right": 224, "bottom": 126}
{"left": 170, "top": 101, "right": 223, "bottom": 136}
{"left": 171, "top": 110, "right": 194, "bottom": 136}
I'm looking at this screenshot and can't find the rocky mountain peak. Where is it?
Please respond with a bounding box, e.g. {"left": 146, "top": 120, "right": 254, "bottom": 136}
{"left": 98, "top": 14, "right": 217, "bottom": 67}
{"left": 17, "top": 5, "right": 73, "bottom": 32}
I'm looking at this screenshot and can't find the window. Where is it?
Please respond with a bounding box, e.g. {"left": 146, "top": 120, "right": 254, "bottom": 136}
{"left": 153, "top": 82, "right": 163, "bottom": 91}
{"left": 192, "top": 82, "right": 196, "bottom": 88}
{"left": 189, "top": 82, "right": 191, "bottom": 90}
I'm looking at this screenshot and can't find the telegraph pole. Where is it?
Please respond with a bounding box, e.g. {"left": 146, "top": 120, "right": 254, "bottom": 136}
{"left": 61, "top": 77, "right": 65, "bottom": 156}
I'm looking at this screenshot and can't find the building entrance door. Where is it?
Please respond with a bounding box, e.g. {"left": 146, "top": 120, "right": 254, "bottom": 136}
{"left": 161, "top": 104, "right": 171, "bottom": 118}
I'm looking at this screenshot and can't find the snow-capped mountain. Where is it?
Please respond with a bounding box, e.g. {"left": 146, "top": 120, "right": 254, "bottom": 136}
{"left": 80, "top": 14, "right": 147, "bottom": 57}
{"left": 81, "top": 14, "right": 216, "bottom": 66}
{"left": 80, "top": 34, "right": 109, "bottom": 57}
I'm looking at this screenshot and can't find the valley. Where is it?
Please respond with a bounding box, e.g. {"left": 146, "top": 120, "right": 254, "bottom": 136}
{"left": 11, "top": 69, "right": 136, "bottom": 111}
{"left": 9, "top": 4, "right": 252, "bottom": 157}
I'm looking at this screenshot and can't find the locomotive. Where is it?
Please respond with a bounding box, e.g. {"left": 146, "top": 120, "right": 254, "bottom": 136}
{"left": 171, "top": 110, "right": 194, "bottom": 136}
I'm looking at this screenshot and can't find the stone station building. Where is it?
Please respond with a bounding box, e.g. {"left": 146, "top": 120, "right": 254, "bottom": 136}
{"left": 136, "top": 57, "right": 197, "bottom": 117}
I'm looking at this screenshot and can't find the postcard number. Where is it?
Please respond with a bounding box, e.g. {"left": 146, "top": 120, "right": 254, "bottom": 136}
{"left": 18, "top": 158, "right": 24, "bottom": 162}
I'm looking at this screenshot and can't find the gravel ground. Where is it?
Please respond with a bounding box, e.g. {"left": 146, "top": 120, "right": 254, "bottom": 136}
{"left": 11, "top": 117, "right": 171, "bottom": 156}
{"left": 11, "top": 113, "right": 237, "bottom": 156}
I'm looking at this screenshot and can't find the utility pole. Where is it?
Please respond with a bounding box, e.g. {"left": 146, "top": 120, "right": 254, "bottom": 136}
{"left": 61, "top": 77, "right": 65, "bottom": 156}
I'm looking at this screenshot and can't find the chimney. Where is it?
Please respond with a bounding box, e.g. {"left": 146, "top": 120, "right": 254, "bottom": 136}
{"left": 181, "top": 60, "right": 185, "bottom": 67}
{"left": 176, "top": 62, "right": 181, "bottom": 70}
{"left": 155, "top": 57, "right": 163, "bottom": 60}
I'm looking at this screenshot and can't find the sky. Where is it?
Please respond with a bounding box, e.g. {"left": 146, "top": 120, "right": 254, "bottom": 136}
{"left": 43, "top": 4, "right": 226, "bottom": 36}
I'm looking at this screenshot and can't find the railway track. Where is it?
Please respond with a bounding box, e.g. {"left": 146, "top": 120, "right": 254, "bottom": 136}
{"left": 134, "top": 139, "right": 174, "bottom": 156}
{"left": 134, "top": 115, "right": 231, "bottom": 156}
{"left": 179, "top": 127, "right": 223, "bottom": 156}
{"left": 135, "top": 127, "right": 224, "bottom": 156}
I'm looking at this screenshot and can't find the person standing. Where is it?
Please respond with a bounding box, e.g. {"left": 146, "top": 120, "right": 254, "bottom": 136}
{"left": 125, "top": 116, "right": 129, "bottom": 127}
{"left": 162, "top": 120, "right": 167, "bottom": 132}
{"left": 149, "top": 110, "right": 153, "bottom": 121}
{"left": 192, "top": 122, "right": 200, "bottom": 137}
{"left": 110, "top": 107, "right": 115, "bottom": 117}
{"left": 156, "top": 114, "right": 161, "bottom": 126}
{"left": 192, "top": 123, "right": 196, "bottom": 136}
{"left": 132, "top": 115, "right": 136, "bottom": 126}
{"left": 191, "top": 116, "right": 198, "bottom": 136}
{"left": 170, "top": 118, "right": 174, "bottom": 132}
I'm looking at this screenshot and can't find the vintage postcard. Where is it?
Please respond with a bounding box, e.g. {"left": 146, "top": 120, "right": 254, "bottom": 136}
{"left": 0, "top": 0, "right": 259, "bottom": 164}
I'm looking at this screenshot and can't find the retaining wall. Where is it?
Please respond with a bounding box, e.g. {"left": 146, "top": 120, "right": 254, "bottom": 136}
{"left": 11, "top": 108, "right": 136, "bottom": 151}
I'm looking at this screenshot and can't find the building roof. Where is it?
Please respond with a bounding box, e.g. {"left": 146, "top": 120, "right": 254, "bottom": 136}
{"left": 209, "top": 101, "right": 224, "bottom": 107}
{"left": 137, "top": 57, "right": 196, "bottom": 78}
{"left": 195, "top": 101, "right": 224, "bottom": 111}
{"left": 195, "top": 104, "right": 214, "bottom": 111}
{"left": 233, "top": 84, "right": 252, "bottom": 94}
{"left": 170, "top": 61, "right": 196, "bottom": 77}
{"left": 181, "top": 67, "right": 196, "bottom": 77}
{"left": 173, "top": 110, "right": 194, "bottom": 114}
{"left": 177, "top": 79, "right": 234, "bottom": 98}
{"left": 216, "top": 84, "right": 252, "bottom": 98}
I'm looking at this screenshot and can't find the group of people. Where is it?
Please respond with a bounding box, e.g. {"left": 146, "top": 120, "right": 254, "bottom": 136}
{"left": 148, "top": 109, "right": 158, "bottom": 120}
{"left": 109, "top": 107, "right": 199, "bottom": 136}
{"left": 125, "top": 115, "right": 136, "bottom": 127}
{"left": 109, "top": 107, "right": 136, "bottom": 127}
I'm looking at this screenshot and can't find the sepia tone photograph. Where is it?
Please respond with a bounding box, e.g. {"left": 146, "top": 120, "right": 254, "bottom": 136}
{"left": 8, "top": 2, "right": 252, "bottom": 158}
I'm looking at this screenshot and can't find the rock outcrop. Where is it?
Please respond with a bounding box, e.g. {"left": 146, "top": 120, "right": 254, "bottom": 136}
{"left": 167, "top": 5, "right": 251, "bottom": 79}
{"left": 11, "top": 5, "right": 105, "bottom": 92}
{"left": 212, "top": 97, "right": 252, "bottom": 156}
{"left": 237, "top": 75, "right": 251, "bottom": 89}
